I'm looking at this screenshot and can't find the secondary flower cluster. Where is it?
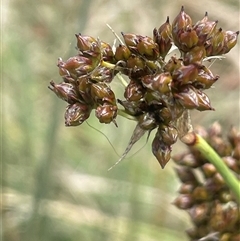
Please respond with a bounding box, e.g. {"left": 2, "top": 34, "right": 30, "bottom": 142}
{"left": 49, "top": 7, "right": 238, "bottom": 168}
{"left": 173, "top": 123, "right": 240, "bottom": 240}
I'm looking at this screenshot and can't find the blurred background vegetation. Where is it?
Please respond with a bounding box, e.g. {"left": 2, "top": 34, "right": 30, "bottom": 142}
{"left": 2, "top": 0, "right": 239, "bottom": 240}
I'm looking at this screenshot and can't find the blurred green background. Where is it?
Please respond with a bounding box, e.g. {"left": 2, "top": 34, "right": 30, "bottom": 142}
{"left": 2, "top": 0, "right": 239, "bottom": 240}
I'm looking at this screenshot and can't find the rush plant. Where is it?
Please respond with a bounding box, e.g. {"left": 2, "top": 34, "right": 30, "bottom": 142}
{"left": 49, "top": 6, "right": 239, "bottom": 240}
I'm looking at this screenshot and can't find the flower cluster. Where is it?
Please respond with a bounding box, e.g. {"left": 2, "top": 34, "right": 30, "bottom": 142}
{"left": 173, "top": 123, "right": 240, "bottom": 240}
{"left": 49, "top": 7, "right": 238, "bottom": 168}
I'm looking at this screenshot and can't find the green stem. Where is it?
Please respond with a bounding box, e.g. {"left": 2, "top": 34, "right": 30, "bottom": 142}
{"left": 182, "top": 132, "right": 240, "bottom": 203}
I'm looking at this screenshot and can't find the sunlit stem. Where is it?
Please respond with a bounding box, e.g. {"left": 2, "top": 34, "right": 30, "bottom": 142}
{"left": 182, "top": 132, "right": 240, "bottom": 203}
{"left": 101, "top": 60, "right": 116, "bottom": 69}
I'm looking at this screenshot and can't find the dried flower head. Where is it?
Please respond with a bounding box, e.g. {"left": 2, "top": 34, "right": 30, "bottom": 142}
{"left": 49, "top": 6, "right": 238, "bottom": 168}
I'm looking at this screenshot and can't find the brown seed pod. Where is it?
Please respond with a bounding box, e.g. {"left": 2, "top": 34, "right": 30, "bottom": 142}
{"left": 183, "top": 45, "right": 206, "bottom": 65}
{"left": 173, "top": 194, "right": 194, "bottom": 209}
{"left": 153, "top": 16, "right": 172, "bottom": 59}
{"left": 95, "top": 104, "right": 118, "bottom": 125}
{"left": 193, "top": 12, "right": 218, "bottom": 44}
{"left": 65, "top": 102, "right": 92, "bottom": 126}
{"left": 75, "top": 34, "right": 98, "bottom": 52}
{"left": 193, "top": 65, "right": 219, "bottom": 89}
{"left": 172, "top": 6, "right": 192, "bottom": 49}
{"left": 77, "top": 76, "right": 93, "bottom": 105}
{"left": 124, "top": 79, "right": 145, "bottom": 102}
{"left": 172, "top": 64, "right": 199, "bottom": 86}
{"left": 100, "top": 41, "right": 115, "bottom": 62}
{"left": 115, "top": 44, "right": 131, "bottom": 61}
{"left": 48, "top": 81, "right": 81, "bottom": 104}
{"left": 91, "top": 82, "right": 116, "bottom": 106}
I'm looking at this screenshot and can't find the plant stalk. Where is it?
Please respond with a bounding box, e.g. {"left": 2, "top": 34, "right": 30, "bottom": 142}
{"left": 182, "top": 132, "right": 240, "bottom": 203}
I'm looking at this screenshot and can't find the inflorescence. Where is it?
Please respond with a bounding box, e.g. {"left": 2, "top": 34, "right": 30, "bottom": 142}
{"left": 173, "top": 123, "right": 240, "bottom": 241}
{"left": 49, "top": 7, "right": 238, "bottom": 168}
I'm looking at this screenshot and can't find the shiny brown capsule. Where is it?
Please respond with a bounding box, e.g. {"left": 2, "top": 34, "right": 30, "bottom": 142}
{"left": 193, "top": 14, "right": 218, "bottom": 45}
{"left": 136, "top": 36, "right": 160, "bottom": 60}
{"left": 163, "top": 56, "right": 183, "bottom": 73}
{"left": 124, "top": 79, "right": 145, "bottom": 102}
{"left": 100, "top": 41, "right": 114, "bottom": 62}
{"left": 153, "top": 16, "right": 172, "bottom": 58}
{"left": 193, "top": 65, "right": 219, "bottom": 89}
{"left": 173, "top": 194, "right": 194, "bottom": 209}
{"left": 48, "top": 81, "right": 81, "bottom": 104}
{"left": 173, "top": 86, "right": 199, "bottom": 109}
{"left": 183, "top": 45, "right": 206, "bottom": 65}
{"left": 205, "top": 28, "right": 225, "bottom": 56}
{"left": 178, "top": 28, "right": 199, "bottom": 52}
{"left": 75, "top": 34, "right": 98, "bottom": 52}
{"left": 77, "top": 76, "right": 93, "bottom": 105}
{"left": 221, "top": 30, "right": 239, "bottom": 54}
{"left": 90, "top": 82, "right": 116, "bottom": 105}
{"left": 65, "top": 102, "right": 92, "bottom": 126}
{"left": 158, "top": 124, "right": 178, "bottom": 146}
{"left": 172, "top": 6, "right": 193, "bottom": 48}
{"left": 115, "top": 44, "right": 131, "bottom": 61}
{"left": 141, "top": 72, "right": 172, "bottom": 94}
{"left": 58, "top": 55, "right": 95, "bottom": 76}
{"left": 95, "top": 104, "right": 118, "bottom": 125}
{"left": 172, "top": 64, "right": 199, "bottom": 86}
{"left": 138, "top": 112, "right": 157, "bottom": 130}
{"left": 90, "top": 66, "right": 113, "bottom": 83}
{"left": 152, "top": 129, "right": 172, "bottom": 168}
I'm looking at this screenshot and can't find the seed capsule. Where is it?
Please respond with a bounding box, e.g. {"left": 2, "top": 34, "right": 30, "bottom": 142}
{"left": 193, "top": 186, "right": 212, "bottom": 201}
{"left": 221, "top": 30, "right": 239, "bottom": 54}
{"left": 95, "top": 105, "right": 118, "bottom": 125}
{"left": 173, "top": 194, "right": 194, "bottom": 209}
{"left": 189, "top": 203, "right": 211, "bottom": 225}
{"left": 172, "top": 6, "right": 192, "bottom": 48}
{"left": 153, "top": 16, "right": 172, "bottom": 58}
{"left": 65, "top": 102, "right": 92, "bottom": 126}
{"left": 138, "top": 112, "right": 157, "bottom": 130}
{"left": 75, "top": 34, "right": 98, "bottom": 52}
{"left": 124, "top": 79, "right": 145, "bottom": 102}
{"left": 194, "top": 65, "right": 219, "bottom": 89}
{"left": 205, "top": 28, "right": 225, "bottom": 56}
{"left": 90, "top": 66, "right": 113, "bottom": 83}
{"left": 183, "top": 45, "right": 206, "bottom": 65}
{"left": 152, "top": 128, "right": 172, "bottom": 168}
{"left": 121, "top": 32, "right": 139, "bottom": 54}
{"left": 172, "top": 64, "right": 199, "bottom": 86}
{"left": 178, "top": 28, "right": 199, "bottom": 52}
{"left": 141, "top": 72, "right": 172, "bottom": 94}
{"left": 194, "top": 17, "right": 218, "bottom": 45}
{"left": 158, "top": 124, "right": 178, "bottom": 146}
{"left": 174, "top": 166, "right": 198, "bottom": 183}
{"left": 175, "top": 153, "right": 202, "bottom": 168}
{"left": 164, "top": 56, "right": 183, "bottom": 73}
{"left": 78, "top": 76, "right": 93, "bottom": 105}
{"left": 91, "top": 82, "right": 116, "bottom": 106}
{"left": 48, "top": 81, "right": 81, "bottom": 104}
{"left": 174, "top": 86, "right": 213, "bottom": 111}
{"left": 100, "top": 41, "right": 114, "bottom": 62}
{"left": 178, "top": 183, "right": 196, "bottom": 194}
{"left": 174, "top": 85, "right": 200, "bottom": 109}
{"left": 115, "top": 44, "right": 131, "bottom": 61}
{"left": 58, "top": 55, "right": 95, "bottom": 76}
{"left": 195, "top": 89, "right": 213, "bottom": 111}
{"left": 136, "top": 36, "right": 160, "bottom": 60}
